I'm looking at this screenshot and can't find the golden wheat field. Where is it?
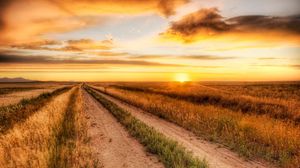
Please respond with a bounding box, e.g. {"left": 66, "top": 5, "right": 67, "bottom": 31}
{"left": 0, "top": 81, "right": 298, "bottom": 168}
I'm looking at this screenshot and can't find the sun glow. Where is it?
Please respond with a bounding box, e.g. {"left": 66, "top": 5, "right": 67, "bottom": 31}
{"left": 175, "top": 73, "right": 190, "bottom": 83}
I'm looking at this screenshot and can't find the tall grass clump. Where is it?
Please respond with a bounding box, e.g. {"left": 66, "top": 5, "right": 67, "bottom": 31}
{"left": 85, "top": 86, "right": 208, "bottom": 168}
{"left": 94, "top": 86, "right": 300, "bottom": 167}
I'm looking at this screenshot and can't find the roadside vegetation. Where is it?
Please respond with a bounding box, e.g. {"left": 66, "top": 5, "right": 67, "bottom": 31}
{"left": 85, "top": 85, "right": 208, "bottom": 168}
{"left": 93, "top": 84, "right": 300, "bottom": 167}
{"left": 0, "top": 86, "right": 71, "bottom": 133}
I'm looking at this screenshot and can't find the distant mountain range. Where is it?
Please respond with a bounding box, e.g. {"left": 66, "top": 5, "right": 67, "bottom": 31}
{"left": 0, "top": 77, "right": 36, "bottom": 82}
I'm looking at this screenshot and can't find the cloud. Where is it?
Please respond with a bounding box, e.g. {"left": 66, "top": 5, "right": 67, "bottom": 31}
{"left": 49, "top": 0, "right": 188, "bottom": 17}
{"left": 257, "top": 57, "right": 278, "bottom": 60}
{"left": 64, "top": 38, "right": 114, "bottom": 51}
{"left": 290, "top": 65, "right": 300, "bottom": 69}
{"left": 178, "top": 55, "right": 234, "bottom": 60}
{"left": 251, "top": 64, "right": 300, "bottom": 69}
{"left": 129, "top": 55, "right": 169, "bottom": 59}
{"left": 227, "top": 15, "right": 300, "bottom": 34}
{"left": 129, "top": 54, "right": 234, "bottom": 60}
{"left": 0, "top": 0, "right": 188, "bottom": 44}
{"left": 9, "top": 40, "right": 62, "bottom": 50}
{"left": 0, "top": 53, "right": 187, "bottom": 67}
{"left": 7, "top": 38, "right": 114, "bottom": 52}
{"left": 96, "top": 51, "right": 128, "bottom": 57}
{"left": 161, "top": 8, "right": 300, "bottom": 43}
{"left": 0, "top": 1, "right": 14, "bottom": 31}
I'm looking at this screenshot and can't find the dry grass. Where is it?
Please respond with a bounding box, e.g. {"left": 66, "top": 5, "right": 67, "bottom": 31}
{"left": 0, "top": 86, "right": 98, "bottom": 168}
{"left": 0, "top": 88, "right": 73, "bottom": 167}
{"left": 93, "top": 84, "right": 300, "bottom": 167}
{"left": 0, "top": 87, "right": 41, "bottom": 95}
{"left": 0, "top": 82, "right": 74, "bottom": 89}
{"left": 0, "top": 88, "right": 59, "bottom": 107}
{"left": 0, "top": 87, "right": 71, "bottom": 133}
{"left": 110, "top": 82, "right": 300, "bottom": 123}
{"left": 49, "top": 87, "right": 99, "bottom": 168}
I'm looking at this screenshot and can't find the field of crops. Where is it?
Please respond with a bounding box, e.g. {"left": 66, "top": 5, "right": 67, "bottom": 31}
{"left": 0, "top": 81, "right": 299, "bottom": 168}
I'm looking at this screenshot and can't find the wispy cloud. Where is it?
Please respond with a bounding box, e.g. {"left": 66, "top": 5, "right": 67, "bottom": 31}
{"left": 129, "top": 54, "right": 234, "bottom": 60}
{"left": 251, "top": 64, "right": 300, "bottom": 69}
{"left": 8, "top": 38, "right": 114, "bottom": 52}
{"left": 257, "top": 57, "right": 278, "bottom": 60}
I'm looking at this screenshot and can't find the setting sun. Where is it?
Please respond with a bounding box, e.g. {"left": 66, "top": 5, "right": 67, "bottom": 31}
{"left": 175, "top": 73, "right": 190, "bottom": 83}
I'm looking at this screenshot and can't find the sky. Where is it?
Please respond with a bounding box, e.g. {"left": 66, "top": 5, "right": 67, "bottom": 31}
{"left": 0, "top": 0, "right": 299, "bottom": 82}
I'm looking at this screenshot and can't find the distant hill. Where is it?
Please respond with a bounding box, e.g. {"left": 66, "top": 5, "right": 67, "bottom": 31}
{"left": 0, "top": 77, "right": 36, "bottom": 83}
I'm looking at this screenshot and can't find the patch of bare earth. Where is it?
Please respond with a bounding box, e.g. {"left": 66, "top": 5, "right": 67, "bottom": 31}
{"left": 96, "top": 91, "right": 274, "bottom": 168}
{"left": 82, "top": 89, "right": 163, "bottom": 168}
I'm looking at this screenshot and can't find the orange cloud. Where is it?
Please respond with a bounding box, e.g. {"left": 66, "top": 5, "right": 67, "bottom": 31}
{"left": 0, "top": 0, "right": 188, "bottom": 45}
{"left": 160, "top": 8, "right": 300, "bottom": 43}
{"left": 50, "top": 0, "right": 188, "bottom": 17}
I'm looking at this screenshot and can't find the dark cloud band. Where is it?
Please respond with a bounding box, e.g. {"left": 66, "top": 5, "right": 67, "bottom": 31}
{"left": 0, "top": 54, "right": 187, "bottom": 67}
{"left": 161, "top": 8, "right": 300, "bottom": 42}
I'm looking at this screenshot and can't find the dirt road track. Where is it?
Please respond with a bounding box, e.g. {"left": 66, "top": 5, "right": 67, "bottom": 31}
{"left": 82, "top": 89, "right": 163, "bottom": 168}
{"left": 96, "top": 90, "right": 273, "bottom": 168}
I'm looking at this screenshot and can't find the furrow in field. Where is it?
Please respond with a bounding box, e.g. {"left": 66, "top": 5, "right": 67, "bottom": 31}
{"left": 94, "top": 89, "right": 273, "bottom": 168}
{"left": 82, "top": 88, "right": 164, "bottom": 168}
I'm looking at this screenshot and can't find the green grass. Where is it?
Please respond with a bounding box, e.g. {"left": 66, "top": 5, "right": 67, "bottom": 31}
{"left": 85, "top": 86, "right": 208, "bottom": 168}
{"left": 0, "top": 86, "right": 71, "bottom": 133}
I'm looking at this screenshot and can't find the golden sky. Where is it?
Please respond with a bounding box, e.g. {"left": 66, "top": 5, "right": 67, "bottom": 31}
{"left": 0, "top": 0, "right": 300, "bottom": 81}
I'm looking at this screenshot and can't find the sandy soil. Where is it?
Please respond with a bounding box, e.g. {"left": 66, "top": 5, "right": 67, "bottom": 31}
{"left": 82, "top": 89, "right": 164, "bottom": 168}
{"left": 0, "top": 88, "right": 56, "bottom": 107}
{"left": 97, "top": 91, "right": 274, "bottom": 168}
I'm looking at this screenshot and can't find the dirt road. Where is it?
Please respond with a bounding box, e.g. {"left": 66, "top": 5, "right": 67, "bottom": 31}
{"left": 82, "top": 89, "right": 163, "bottom": 168}
{"left": 96, "top": 90, "right": 273, "bottom": 168}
